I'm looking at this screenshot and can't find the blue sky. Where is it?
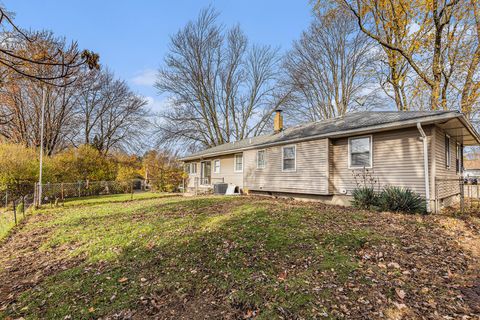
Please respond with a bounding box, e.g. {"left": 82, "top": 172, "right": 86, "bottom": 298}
{"left": 4, "top": 1, "right": 313, "bottom": 112}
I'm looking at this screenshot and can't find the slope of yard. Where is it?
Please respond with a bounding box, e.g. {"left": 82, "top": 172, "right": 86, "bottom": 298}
{"left": 0, "top": 195, "right": 479, "bottom": 319}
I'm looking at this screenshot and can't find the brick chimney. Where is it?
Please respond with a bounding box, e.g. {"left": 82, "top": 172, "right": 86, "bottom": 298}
{"left": 274, "top": 109, "right": 283, "bottom": 133}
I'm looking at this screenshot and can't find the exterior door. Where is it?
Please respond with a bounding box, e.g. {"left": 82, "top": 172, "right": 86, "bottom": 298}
{"left": 200, "top": 161, "right": 211, "bottom": 185}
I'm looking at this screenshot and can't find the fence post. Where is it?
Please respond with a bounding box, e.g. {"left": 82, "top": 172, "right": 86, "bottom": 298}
{"left": 61, "top": 183, "right": 64, "bottom": 203}
{"left": 22, "top": 196, "right": 25, "bottom": 219}
{"left": 13, "top": 199, "right": 17, "bottom": 225}
{"left": 78, "top": 182, "right": 81, "bottom": 198}
{"left": 5, "top": 188, "right": 7, "bottom": 208}
{"left": 131, "top": 180, "right": 134, "bottom": 201}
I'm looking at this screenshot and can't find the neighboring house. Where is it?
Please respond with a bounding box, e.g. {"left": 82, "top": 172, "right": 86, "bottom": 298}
{"left": 180, "top": 110, "right": 480, "bottom": 213}
{"left": 464, "top": 159, "right": 480, "bottom": 179}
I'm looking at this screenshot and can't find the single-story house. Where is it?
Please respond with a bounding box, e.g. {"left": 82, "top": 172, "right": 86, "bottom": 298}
{"left": 180, "top": 110, "right": 480, "bottom": 213}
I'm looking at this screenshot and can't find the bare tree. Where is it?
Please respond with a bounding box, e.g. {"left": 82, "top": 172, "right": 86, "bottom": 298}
{"left": 0, "top": 33, "right": 148, "bottom": 155}
{"left": 0, "top": 7, "right": 98, "bottom": 86}
{"left": 0, "top": 33, "right": 84, "bottom": 155}
{"left": 75, "top": 69, "right": 149, "bottom": 154}
{"left": 155, "top": 7, "right": 288, "bottom": 149}
{"left": 284, "top": 9, "right": 376, "bottom": 122}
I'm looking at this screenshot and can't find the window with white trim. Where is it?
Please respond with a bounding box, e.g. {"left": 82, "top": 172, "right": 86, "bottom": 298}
{"left": 190, "top": 163, "right": 197, "bottom": 174}
{"left": 445, "top": 135, "right": 451, "bottom": 168}
{"left": 257, "top": 150, "right": 266, "bottom": 169}
{"left": 348, "top": 136, "right": 372, "bottom": 168}
{"left": 213, "top": 159, "right": 221, "bottom": 173}
{"left": 234, "top": 154, "right": 243, "bottom": 172}
{"left": 282, "top": 146, "right": 296, "bottom": 171}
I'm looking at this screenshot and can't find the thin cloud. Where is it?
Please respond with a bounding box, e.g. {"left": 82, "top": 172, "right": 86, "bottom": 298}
{"left": 131, "top": 69, "right": 157, "bottom": 87}
{"left": 145, "top": 96, "right": 169, "bottom": 113}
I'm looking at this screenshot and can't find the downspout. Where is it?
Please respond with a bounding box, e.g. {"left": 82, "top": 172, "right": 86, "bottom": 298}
{"left": 417, "top": 123, "right": 431, "bottom": 213}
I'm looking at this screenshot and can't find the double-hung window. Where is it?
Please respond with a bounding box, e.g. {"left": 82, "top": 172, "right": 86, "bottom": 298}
{"left": 257, "top": 150, "right": 266, "bottom": 169}
{"left": 234, "top": 154, "right": 243, "bottom": 172}
{"left": 445, "top": 135, "right": 451, "bottom": 168}
{"left": 282, "top": 146, "right": 296, "bottom": 171}
{"left": 213, "top": 159, "right": 221, "bottom": 173}
{"left": 456, "top": 143, "right": 463, "bottom": 174}
{"left": 348, "top": 136, "right": 372, "bottom": 169}
{"left": 190, "top": 163, "right": 197, "bottom": 174}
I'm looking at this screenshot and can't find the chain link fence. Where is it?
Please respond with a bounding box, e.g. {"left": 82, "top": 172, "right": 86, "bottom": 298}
{"left": 435, "top": 177, "right": 480, "bottom": 213}
{"left": 1, "top": 178, "right": 183, "bottom": 237}
{"left": 1, "top": 183, "right": 36, "bottom": 235}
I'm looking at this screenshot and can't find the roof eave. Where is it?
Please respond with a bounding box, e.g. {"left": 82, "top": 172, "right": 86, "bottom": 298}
{"left": 180, "top": 112, "right": 463, "bottom": 161}
{"left": 456, "top": 114, "right": 480, "bottom": 145}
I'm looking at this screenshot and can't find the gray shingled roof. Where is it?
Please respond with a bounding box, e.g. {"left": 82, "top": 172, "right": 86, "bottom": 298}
{"left": 181, "top": 111, "right": 462, "bottom": 160}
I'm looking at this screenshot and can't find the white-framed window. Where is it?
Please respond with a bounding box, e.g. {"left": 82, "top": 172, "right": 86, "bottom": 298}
{"left": 190, "top": 162, "right": 197, "bottom": 175}
{"left": 282, "top": 145, "right": 296, "bottom": 171}
{"left": 257, "top": 150, "right": 266, "bottom": 169}
{"left": 445, "top": 135, "right": 451, "bottom": 168}
{"left": 213, "top": 159, "right": 221, "bottom": 173}
{"left": 234, "top": 154, "right": 243, "bottom": 172}
{"left": 348, "top": 135, "right": 373, "bottom": 169}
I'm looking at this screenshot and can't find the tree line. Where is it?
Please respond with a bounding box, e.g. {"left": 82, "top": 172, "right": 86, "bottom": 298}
{"left": 0, "top": 143, "right": 184, "bottom": 193}
{"left": 155, "top": 3, "right": 480, "bottom": 150}
{"left": 0, "top": 10, "right": 149, "bottom": 155}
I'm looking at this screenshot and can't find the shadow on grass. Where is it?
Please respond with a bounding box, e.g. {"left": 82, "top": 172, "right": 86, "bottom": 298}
{"left": 5, "top": 198, "right": 383, "bottom": 319}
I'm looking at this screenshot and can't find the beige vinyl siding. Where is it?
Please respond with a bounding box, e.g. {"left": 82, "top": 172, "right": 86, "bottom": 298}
{"left": 331, "top": 126, "right": 431, "bottom": 197}
{"left": 211, "top": 154, "right": 243, "bottom": 187}
{"left": 184, "top": 154, "right": 243, "bottom": 188}
{"left": 434, "top": 125, "right": 461, "bottom": 200}
{"left": 244, "top": 139, "right": 329, "bottom": 194}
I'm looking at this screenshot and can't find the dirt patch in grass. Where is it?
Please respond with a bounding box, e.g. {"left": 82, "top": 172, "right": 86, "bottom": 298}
{"left": 0, "top": 214, "right": 84, "bottom": 312}
{"left": 0, "top": 196, "right": 479, "bottom": 319}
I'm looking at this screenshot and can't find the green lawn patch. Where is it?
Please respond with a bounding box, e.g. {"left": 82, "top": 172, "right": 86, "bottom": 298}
{"left": 0, "top": 195, "right": 476, "bottom": 319}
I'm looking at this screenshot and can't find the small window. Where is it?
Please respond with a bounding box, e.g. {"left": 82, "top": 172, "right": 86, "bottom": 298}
{"left": 191, "top": 163, "right": 197, "bottom": 174}
{"left": 213, "top": 159, "right": 221, "bottom": 173}
{"left": 349, "top": 136, "right": 372, "bottom": 168}
{"left": 234, "top": 154, "right": 243, "bottom": 172}
{"left": 445, "top": 135, "right": 451, "bottom": 168}
{"left": 184, "top": 164, "right": 190, "bottom": 173}
{"left": 257, "top": 150, "right": 266, "bottom": 169}
{"left": 282, "top": 145, "right": 296, "bottom": 171}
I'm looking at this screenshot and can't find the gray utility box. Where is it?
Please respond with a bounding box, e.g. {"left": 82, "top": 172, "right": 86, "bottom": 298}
{"left": 213, "top": 183, "right": 228, "bottom": 195}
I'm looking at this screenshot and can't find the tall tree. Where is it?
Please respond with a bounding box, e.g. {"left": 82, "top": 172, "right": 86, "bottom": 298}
{"left": 0, "top": 32, "right": 84, "bottom": 155}
{"left": 0, "top": 7, "right": 98, "bottom": 85}
{"left": 284, "top": 9, "right": 376, "bottom": 121}
{"left": 75, "top": 69, "right": 149, "bottom": 154}
{"left": 0, "top": 33, "right": 149, "bottom": 155}
{"left": 155, "top": 7, "right": 288, "bottom": 149}
{"left": 323, "top": 0, "right": 480, "bottom": 113}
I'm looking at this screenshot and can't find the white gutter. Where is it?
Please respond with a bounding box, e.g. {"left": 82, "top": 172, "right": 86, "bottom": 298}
{"left": 417, "top": 123, "right": 431, "bottom": 213}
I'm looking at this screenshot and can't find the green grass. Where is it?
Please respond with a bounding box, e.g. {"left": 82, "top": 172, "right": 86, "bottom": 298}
{"left": 0, "top": 206, "right": 27, "bottom": 241}
{"left": 0, "top": 192, "right": 173, "bottom": 242}
{"left": 0, "top": 210, "right": 16, "bottom": 240}
{"left": 0, "top": 195, "right": 391, "bottom": 319}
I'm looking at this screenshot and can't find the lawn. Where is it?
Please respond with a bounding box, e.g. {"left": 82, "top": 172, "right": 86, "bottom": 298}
{"left": 0, "top": 192, "right": 174, "bottom": 241}
{"left": 0, "top": 195, "right": 479, "bottom": 319}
